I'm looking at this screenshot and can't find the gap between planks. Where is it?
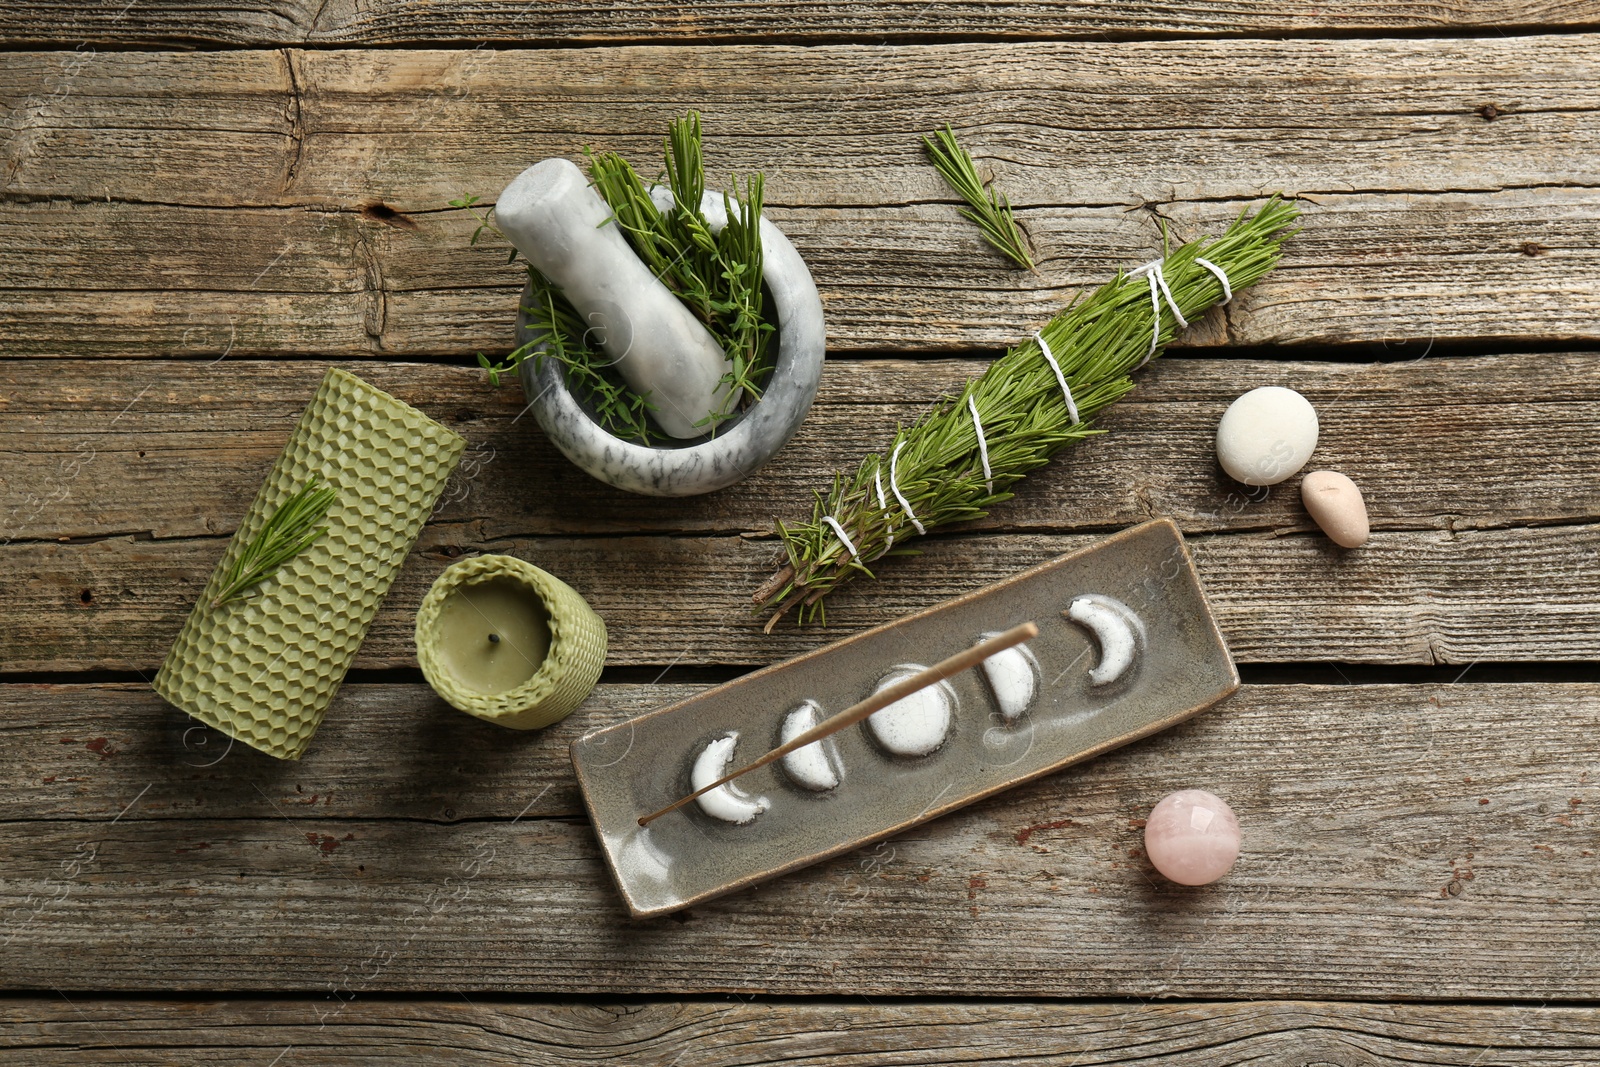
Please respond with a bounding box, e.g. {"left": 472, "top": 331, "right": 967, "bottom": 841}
{"left": 3, "top": 996, "right": 1600, "bottom": 1065}
{"left": 2, "top": 0, "right": 1600, "bottom": 50}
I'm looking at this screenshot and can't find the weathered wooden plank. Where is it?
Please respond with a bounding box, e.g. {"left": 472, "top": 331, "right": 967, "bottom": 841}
{"left": 4, "top": 0, "right": 1599, "bottom": 50}
{"left": 6, "top": 40, "right": 1595, "bottom": 352}
{"left": 0, "top": 682, "right": 700, "bottom": 822}
{"left": 4, "top": 39, "right": 1594, "bottom": 210}
{"left": 4, "top": 521, "right": 1600, "bottom": 673}
{"left": 5, "top": 997, "right": 1600, "bottom": 1065}
{"left": 6, "top": 680, "right": 1596, "bottom": 827}
{"left": 3, "top": 354, "right": 1597, "bottom": 545}
{"left": 3, "top": 187, "right": 1595, "bottom": 354}
{"left": 1, "top": 683, "right": 1596, "bottom": 997}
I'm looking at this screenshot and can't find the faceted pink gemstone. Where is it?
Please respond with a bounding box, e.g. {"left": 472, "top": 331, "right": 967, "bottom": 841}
{"left": 1144, "top": 789, "right": 1241, "bottom": 886}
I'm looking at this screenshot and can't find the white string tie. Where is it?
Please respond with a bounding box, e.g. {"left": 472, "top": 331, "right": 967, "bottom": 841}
{"left": 889, "top": 440, "right": 926, "bottom": 536}
{"left": 1194, "top": 256, "right": 1233, "bottom": 304}
{"left": 1033, "top": 331, "right": 1080, "bottom": 425}
{"left": 968, "top": 396, "right": 994, "bottom": 493}
{"left": 821, "top": 516, "right": 859, "bottom": 561}
{"left": 1129, "top": 259, "right": 1187, "bottom": 368}
{"left": 873, "top": 466, "right": 894, "bottom": 553}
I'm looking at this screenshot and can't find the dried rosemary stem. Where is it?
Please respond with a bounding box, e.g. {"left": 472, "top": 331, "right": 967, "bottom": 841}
{"left": 754, "top": 197, "right": 1300, "bottom": 628}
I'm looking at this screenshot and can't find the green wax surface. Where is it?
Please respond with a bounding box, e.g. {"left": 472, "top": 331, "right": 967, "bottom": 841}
{"left": 435, "top": 578, "right": 552, "bottom": 694}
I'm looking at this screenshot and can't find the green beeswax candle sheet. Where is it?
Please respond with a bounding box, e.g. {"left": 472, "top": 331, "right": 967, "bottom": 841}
{"left": 154, "top": 368, "right": 466, "bottom": 759}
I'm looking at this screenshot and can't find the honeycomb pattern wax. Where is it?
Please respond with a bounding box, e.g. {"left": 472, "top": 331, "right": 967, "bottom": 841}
{"left": 153, "top": 368, "right": 466, "bottom": 759}
{"left": 415, "top": 554, "right": 608, "bottom": 731}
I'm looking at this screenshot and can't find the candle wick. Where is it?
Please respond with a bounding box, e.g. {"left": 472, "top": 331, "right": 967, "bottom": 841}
{"left": 488, "top": 633, "right": 501, "bottom": 644}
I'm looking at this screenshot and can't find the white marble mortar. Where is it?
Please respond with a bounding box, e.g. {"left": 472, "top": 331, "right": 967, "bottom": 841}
{"left": 515, "top": 181, "right": 826, "bottom": 497}
{"left": 496, "top": 159, "right": 737, "bottom": 439}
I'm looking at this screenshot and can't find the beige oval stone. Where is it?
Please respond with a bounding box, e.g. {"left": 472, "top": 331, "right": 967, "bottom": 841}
{"left": 1301, "top": 470, "right": 1370, "bottom": 548}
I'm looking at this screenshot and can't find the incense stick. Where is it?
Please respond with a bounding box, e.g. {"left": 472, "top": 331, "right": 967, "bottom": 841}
{"left": 638, "top": 621, "right": 1039, "bottom": 826}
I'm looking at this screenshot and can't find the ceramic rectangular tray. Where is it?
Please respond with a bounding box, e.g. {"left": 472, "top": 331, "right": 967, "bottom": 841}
{"left": 571, "top": 518, "right": 1238, "bottom": 918}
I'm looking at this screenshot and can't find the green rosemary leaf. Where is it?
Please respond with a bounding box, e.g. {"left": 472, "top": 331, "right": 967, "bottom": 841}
{"left": 211, "top": 478, "right": 338, "bottom": 609}
{"left": 922, "top": 124, "right": 1036, "bottom": 272}
{"left": 755, "top": 196, "right": 1301, "bottom": 627}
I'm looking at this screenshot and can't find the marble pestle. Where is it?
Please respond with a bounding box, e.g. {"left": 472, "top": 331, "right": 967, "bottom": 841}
{"left": 494, "top": 157, "right": 739, "bottom": 439}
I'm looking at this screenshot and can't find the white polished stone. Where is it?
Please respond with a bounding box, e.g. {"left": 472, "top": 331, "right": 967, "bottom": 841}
{"left": 1215, "top": 386, "right": 1319, "bottom": 486}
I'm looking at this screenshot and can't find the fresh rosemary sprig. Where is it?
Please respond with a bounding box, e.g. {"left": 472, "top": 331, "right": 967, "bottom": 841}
{"left": 586, "top": 112, "right": 774, "bottom": 429}
{"left": 451, "top": 112, "right": 773, "bottom": 440}
{"left": 211, "top": 478, "right": 338, "bottom": 609}
{"left": 754, "top": 197, "right": 1301, "bottom": 628}
{"left": 923, "top": 124, "right": 1036, "bottom": 272}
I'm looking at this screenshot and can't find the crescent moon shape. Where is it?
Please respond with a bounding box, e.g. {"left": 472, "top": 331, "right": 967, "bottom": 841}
{"left": 1065, "top": 594, "right": 1146, "bottom": 687}
{"left": 779, "top": 701, "right": 841, "bottom": 791}
{"left": 975, "top": 632, "right": 1039, "bottom": 721}
{"left": 690, "top": 733, "right": 770, "bottom": 825}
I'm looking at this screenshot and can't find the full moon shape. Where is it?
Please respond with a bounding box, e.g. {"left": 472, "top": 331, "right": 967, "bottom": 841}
{"left": 864, "top": 666, "right": 956, "bottom": 757}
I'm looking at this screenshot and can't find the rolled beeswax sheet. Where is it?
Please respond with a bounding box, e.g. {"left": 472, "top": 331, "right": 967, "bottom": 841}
{"left": 154, "top": 368, "right": 466, "bottom": 759}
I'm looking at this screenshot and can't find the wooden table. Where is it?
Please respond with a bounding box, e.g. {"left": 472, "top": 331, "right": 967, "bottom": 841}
{"left": 4, "top": 5, "right": 1599, "bottom": 1062}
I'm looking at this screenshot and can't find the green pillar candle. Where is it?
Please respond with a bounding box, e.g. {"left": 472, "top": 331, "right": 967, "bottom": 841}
{"left": 415, "top": 555, "right": 607, "bottom": 730}
{"left": 153, "top": 368, "right": 465, "bottom": 760}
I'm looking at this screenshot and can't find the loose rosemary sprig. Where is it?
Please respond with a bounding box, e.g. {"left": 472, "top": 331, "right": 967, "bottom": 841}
{"left": 923, "top": 124, "right": 1036, "bottom": 272}
{"left": 450, "top": 112, "right": 773, "bottom": 440}
{"left": 211, "top": 479, "right": 337, "bottom": 609}
{"left": 754, "top": 197, "right": 1301, "bottom": 628}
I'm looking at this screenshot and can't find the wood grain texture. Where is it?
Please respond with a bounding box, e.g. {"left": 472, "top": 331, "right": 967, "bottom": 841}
{"left": 6, "top": 523, "right": 1599, "bottom": 672}
{"left": 3, "top": 40, "right": 1597, "bottom": 351}
{"left": 2, "top": 683, "right": 1596, "bottom": 998}
{"left": 3, "top": 189, "right": 1595, "bottom": 356}
{"left": 8, "top": 41, "right": 1595, "bottom": 209}
{"left": 3, "top": 354, "right": 1596, "bottom": 545}
{"left": 5, "top": 997, "right": 1600, "bottom": 1065}
{"left": 4, "top": 3, "right": 1598, "bottom": 1022}
{"left": 5, "top": 352, "right": 1598, "bottom": 662}
{"left": 0, "top": 682, "right": 699, "bottom": 822}
{"left": 4, "top": 0, "right": 1600, "bottom": 49}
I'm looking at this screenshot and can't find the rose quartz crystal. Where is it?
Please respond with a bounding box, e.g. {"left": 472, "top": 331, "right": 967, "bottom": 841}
{"left": 1144, "top": 789, "right": 1241, "bottom": 886}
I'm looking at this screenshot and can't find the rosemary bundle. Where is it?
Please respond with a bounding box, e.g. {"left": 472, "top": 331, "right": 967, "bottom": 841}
{"left": 456, "top": 112, "right": 772, "bottom": 441}
{"left": 754, "top": 197, "right": 1300, "bottom": 627}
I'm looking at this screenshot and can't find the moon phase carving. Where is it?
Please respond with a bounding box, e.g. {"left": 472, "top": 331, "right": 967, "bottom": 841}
{"left": 975, "top": 632, "right": 1040, "bottom": 721}
{"left": 779, "top": 701, "right": 842, "bottom": 791}
{"left": 1063, "top": 594, "right": 1146, "bottom": 687}
{"left": 687, "top": 594, "right": 1147, "bottom": 825}
{"left": 690, "top": 732, "right": 770, "bottom": 825}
